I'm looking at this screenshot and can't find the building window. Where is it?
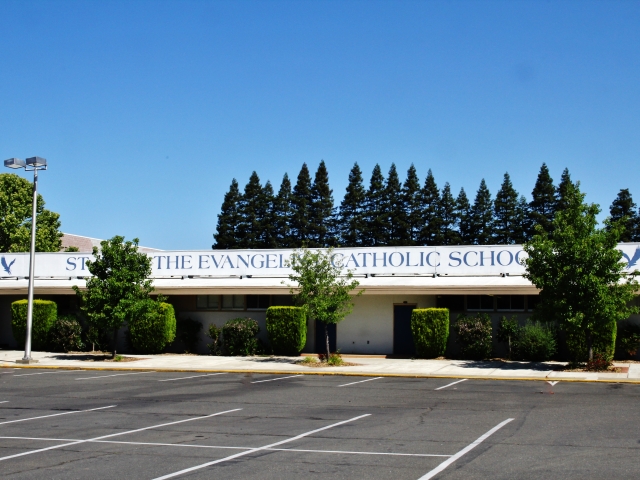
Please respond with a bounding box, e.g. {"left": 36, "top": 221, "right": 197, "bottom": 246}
{"left": 496, "top": 295, "right": 525, "bottom": 311}
{"left": 222, "top": 295, "right": 245, "bottom": 310}
{"left": 436, "top": 295, "right": 464, "bottom": 311}
{"left": 196, "top": 295, "right": 220, "bottom": 310}
{"left": 527, "top": 295, "right": 540, "bottom": 311}
{"left": 247, "top": 295, "right": 270, "bottom": 310}
{"left": 467, "top": 295, "right": 494, "bottom": 311}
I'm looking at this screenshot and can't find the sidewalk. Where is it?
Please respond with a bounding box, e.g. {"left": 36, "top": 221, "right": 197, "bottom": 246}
{"left": 1, "top": 350, "right": 639, "bottom": 383}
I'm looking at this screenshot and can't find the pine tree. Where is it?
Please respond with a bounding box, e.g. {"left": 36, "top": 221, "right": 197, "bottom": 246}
{"left": 515, "top": 195, "right": 530, "bottom": 244}
{"left": 291, "top": 163, "right": 313, "bottom": 247}
{"left": 363, "top": 164, "right": 387, "bottom": 246}
{"left": 440, "top": 182, "right": 460, "bottom": 245}
{"left": 608, "top": 188, "right": 639, "bottom": 242}
{"left": 273, "top": 174, "right": 294, "bottom": 248}
{"left": 527, "top": 163, "right": 556, "bottom": 238}
{"left": 556, "top": 168, "right": 575, "bottom": 212}
{"left": 385, "top": 164, "right": 404, "bottom": 246}
{"left": 418, "top": 169, "right": 441, "bottom": 245}
{"left": 338, "top": 163, "right": 366, "bottom": 247}
{"left": 309, "top": 160, "right": 335, "bottom": 247}
{"left": 456, "top": 187, "right": 473, "bottom": 245}
{"left": 236, "top": 172, "right": 263, "bottom": 248}
{"left": 213, "top": 179, "right": 242, "bottom": 249}
{"left": 258, "top": 181, "right": 276, "bottom": 248}
{"left": 493, "top": 173, "right": 522, "bottom": 244}
{"left": 401, "top": 164, "right": 421, "bottom": 245}
{"left": 471, "top": 179, "right": 494, "bottom": 245}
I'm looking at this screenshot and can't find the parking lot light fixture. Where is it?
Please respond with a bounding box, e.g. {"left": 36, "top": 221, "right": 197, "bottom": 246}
{"left": 4, "top": 156, "right": 48, "bottom": 364}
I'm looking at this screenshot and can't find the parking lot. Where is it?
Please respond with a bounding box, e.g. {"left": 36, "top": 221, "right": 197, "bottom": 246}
{"left": 0, "top": 368, "right": 638, "bottom": 479}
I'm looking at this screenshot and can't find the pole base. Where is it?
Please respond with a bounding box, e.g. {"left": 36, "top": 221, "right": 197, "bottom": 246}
{"left": 16, "top": 358, "right": 39, "bottom": 364}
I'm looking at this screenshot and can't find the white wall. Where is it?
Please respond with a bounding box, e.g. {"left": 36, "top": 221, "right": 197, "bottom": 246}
{"left": 336, "top": 294, "right": 436, "bottom": 355}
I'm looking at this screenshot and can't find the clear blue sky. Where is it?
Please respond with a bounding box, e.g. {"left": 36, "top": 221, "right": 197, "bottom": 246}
{"left": 1, "top": 0, "right": 638, "bottom": 250}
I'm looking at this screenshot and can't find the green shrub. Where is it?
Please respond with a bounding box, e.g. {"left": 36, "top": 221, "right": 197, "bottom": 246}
{"left": 206, "top": 324, "right": 222, "bottom": 356}
{"left": 410, "top": 308, "right": 449, "bottom": 358}
{"left": 84, "top": 325, "right": 111, "bottom": 352}
{"left": 128, "top": 300, "right": 176, "bottom": 353}
{"left": 11, "top": 299, "right": 57, "bottom": 350}
{"left": 266, "top": 307, "right": 307, "bottom": 355}
{"left": 615, "top": 322, "right": 640, "bottom": 359}
{"left": 564, "top": 314, "right": 617, "bottom": 363}
{"left": 175, "top": 317, "right": 203, "bottom": 353}
{"left": 453, "top": 313, "right": 493, "bottom": 360}
{"left": 49, "top": 315, "right": 84, "bottom": 352}
{"left": 515, "top": 321, "right": 556, "bottom": 361}
{"left": 497, "top": 316, "right": 519, "bottom": 360}
{"left": 222, "top": 317, "right": 259, "bottom": 356}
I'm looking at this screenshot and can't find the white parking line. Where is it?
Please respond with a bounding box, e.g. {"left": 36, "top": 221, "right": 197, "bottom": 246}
{"left": 417, "top": 418, "right": 515, "bottom": 479}
{"left": 158, "top": 373, "right": 226, "bottom": 382}
{"left": 76, "top": 371, "right": 156, "bottom": 380}
{"left": 0, "top": 401, "right": 9, "bottom": 404}
{"left": 251, "top": 375, "right": 302, "bottom": 384}
{"left": 13, "top": 371, "right": 71, "bottom": 377}
{"left": 337, "top": 377, "right": 382, "bottom": 387}
{"left": 0, "top": 435, "right": 451, "bottom": 457}
{"left": 152, "top": 414, "right": 371, "bottom": 480}
{"left": 0, "top": 405, "right": 116, "bottom": 426}
{"left": 435, "top": 379, "right": 467, "bottom": 390}
{"left": 0, "top": 408, "right": 241, "bottom": 462}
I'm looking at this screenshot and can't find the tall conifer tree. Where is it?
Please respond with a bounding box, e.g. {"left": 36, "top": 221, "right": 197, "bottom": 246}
{"left": 527, "top": 163, "right": 556, "bottom": 238}
{"left": 471, "top": 179, "right": 494, "bottom": 245}
{"left": 236, "top": 172, "right": 263, "bottom": 248}
{"left": 363, "top": 164, "right": 387, "bottom": 246}
{"left": 258, "top": 181, "right": 277, "bottom": 248}
{"left": 418, "top": 169, "right": 441, "bottom": 245}
{"left": 309, "top": 160, "right": 336, "bottom": 247}
{"left": 493, "top": 173, "right": 522, "bottom": 244}
{"left": 609, "top": 188, "right": 639, "bottom": 242}
{"left": 556, "top": 168, "right": 575, "bottom": 212}
{"left": 401, "top": 164, "right": 421, "bottom": 245}
{"left": 291, "top": 163, "right": 313, "bottom": 247}
{"left": 338, "top": 163, "right": 366, "bottom": 247}
{"left": 440, "top": 183, "right": 460, "bottom": 245}
{"left": 273, "top": 174, "right": 294, "bottom": 248}
{"left": 385, "top": 164, "right": 404, "bottom": 246}
{"left": 456, "top": 187, "right": 473, "bottom": 245}
{"left": 213, "top": 179, "right": 242, "bottom": 249}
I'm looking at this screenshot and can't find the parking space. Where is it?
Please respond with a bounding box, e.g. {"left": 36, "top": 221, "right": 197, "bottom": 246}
{"left": 0, "top": 368, "right": 639, "bottom": 478}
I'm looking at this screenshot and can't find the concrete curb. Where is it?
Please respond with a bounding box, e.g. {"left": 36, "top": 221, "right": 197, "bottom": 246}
{"left": 2, "top": 363, "right": 639, "bottom": 384}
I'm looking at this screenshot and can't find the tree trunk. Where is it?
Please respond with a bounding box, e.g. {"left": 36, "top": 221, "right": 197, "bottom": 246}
{"left": 587, "top": 330, "right": 593, "bottom": 362}
{"left": 111, "top": 328, "right": 118, "bottom": 359}
{"left": 325, "top": 323, "right": 330, "bottom": 362}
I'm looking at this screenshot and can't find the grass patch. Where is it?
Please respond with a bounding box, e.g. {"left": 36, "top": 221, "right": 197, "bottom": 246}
{"left": 298, "top": 356, "right": 319, "bottom": 365}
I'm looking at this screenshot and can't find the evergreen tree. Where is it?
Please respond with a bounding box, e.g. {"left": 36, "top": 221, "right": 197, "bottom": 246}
{"left": 338, "top": 163, "right": 366, "bottom": 247}
{"left": 258, "top": 181, "right": 276, "bottom": 248}
{"left": 385, "top": 164, "right": 404, "bottom": 246}
{"left": 273, "top": 174, "right": 294, "bottom": 248}
{"left": 213, "top": 179, "right": 242, "bottom": 249}
{"left": 556, "top": 168, "right": 575, "bottom": 212}
{"left": 418, "top": 169, "right": 441, "bottom": 245}
{"left": 527, "top": 163, "right": 556, "bottom": 238}
{"left": 401, "top": 164, "right": 421, "bottom": 245}
{"left": 363, "top": 164, "right": 387, "bottom": 246}
{"left": 608, "top": 188, "right": 639, "bottom": 242}
{"left": 291, "top": 163, "right": 313, "bottom": 247}
{"left": 493, "top": 173, "right": 522, "bottom": 244}
{"left": 471, "top": 179, "right": 494, "bottom": 245}
{"left": 516, "top": 195, "right": 530, "bottom": 244}
{"left": 236, "top": 172, "right": 263, "bottom": 248}
{"left": 456, "top": 187, "right": 473, "bottom": 245}
{"left": 440, "top": 182, "right": 460, "bottom": 245}
{"left": 309, "top": 160, "right": 335, "bottom": 247}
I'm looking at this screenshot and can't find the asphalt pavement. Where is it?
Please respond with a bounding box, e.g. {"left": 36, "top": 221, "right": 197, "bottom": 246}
{"left": 0, "top": 368, "right": 638, "bottom": 479}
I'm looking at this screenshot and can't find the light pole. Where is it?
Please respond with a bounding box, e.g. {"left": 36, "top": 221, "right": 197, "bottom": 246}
{"left": 4, "top": 156, "right": 48, "bottom": 364}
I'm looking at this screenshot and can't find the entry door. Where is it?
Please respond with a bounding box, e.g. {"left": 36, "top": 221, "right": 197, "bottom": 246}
{"left": 393, "top": 305, "right": 416, "bottom": 356}
{"left": 315, "top": 320, "right": 337, "bottom": 354}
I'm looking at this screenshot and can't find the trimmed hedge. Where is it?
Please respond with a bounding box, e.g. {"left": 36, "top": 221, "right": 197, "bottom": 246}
{"left": 266, "top": 307, "right": 307, "bottom": 355}
{"left": 11, "top": 299, "right": 57, "bottom": 350}
{"left": 128, "top": 300, "right": 176, "bottom": 353}
{"left": 222, "top": 317, "right": 259, "bottom": 356}
{"left": 50, "top": 315, "right": 84, "bottom": 352}
{"left": 453, "top": 313, "right": 493, "bottom": 360}
{"left": 410, "top": 308, "right": 449, "bottom": 358}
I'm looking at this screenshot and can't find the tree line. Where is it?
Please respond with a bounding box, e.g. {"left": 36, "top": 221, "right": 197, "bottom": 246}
{"left": 213, "top": 161, "right": 640, "bottom": 249}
